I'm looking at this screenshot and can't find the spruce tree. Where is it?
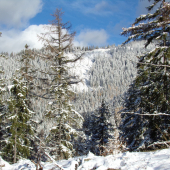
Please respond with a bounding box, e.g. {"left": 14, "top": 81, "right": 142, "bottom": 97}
{"left": 120, "top": 0, "right": 170, "bottom": 150}
{"left": 19, "top": 45, "right": 40, "bottom": 161}
{"left": 2, "top": 77, "right": 34, "bottom": 163}
{"left": 90, "top": 100, "right": 113, "bottom": 155}
{"left": 1, "top": 45, "right": 36, "bottom": 163}
{"left": 38, "top": 8, "right": 83, "bottom": 160}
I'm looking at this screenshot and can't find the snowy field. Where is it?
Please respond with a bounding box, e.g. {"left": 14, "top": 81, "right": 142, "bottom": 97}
{"left": 1, "top": 148, "right": 170, "bottom": 170}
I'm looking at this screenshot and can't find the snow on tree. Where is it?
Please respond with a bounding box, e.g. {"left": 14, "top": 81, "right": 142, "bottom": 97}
{"left": 89, "top": 100, "right": 113, "bottom": 155}
{"left": 2, "top": 77, "right": 34, "bottom": 163}
{"left": 19, "top": 45, "right": 44, "bottom": 162}
{"left": 120, "top": 0, "right": 170, "bottom": 151}
{"left": 0, "top": 45, "right": 37, "bottom": 163}
{"left": 121, "top": 0, "right": 170, "bottom": 47}
{"left": 38, "top": 8, "right": 83, "bottom": 160}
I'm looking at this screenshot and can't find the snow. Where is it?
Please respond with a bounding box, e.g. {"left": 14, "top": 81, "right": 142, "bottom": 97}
{"left": 64, "top": 124, "right": 77, "bottom": 134}
{"left": 0, "top": 87, "right": 6, "bottom": 92}
{"left": 50, "top": 126, "right": 58, "bottom": 131}
{"left": 7, "top": 85, "right": 14, "bottom": 91}
{"left": 17, "top": 93, "right": 24, "bottom": 97}
{"left": 1, "top": 148, "right": 170, "bottom": 170}
{"left": 68, "top": 49, "right": 111, "bottom": 92}
{"left": 0, "top": 157, "right": 12, "bottom": 170}
{"left": 68, "top": 52, "right": 93, "bottom": 92}
{"left": 48, "top": 101, "right": 53, "bottom": 105}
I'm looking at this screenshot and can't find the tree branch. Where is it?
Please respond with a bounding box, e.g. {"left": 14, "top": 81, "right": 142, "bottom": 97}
{"left": 121, "top": 112, "right": 170, "bottom": 116}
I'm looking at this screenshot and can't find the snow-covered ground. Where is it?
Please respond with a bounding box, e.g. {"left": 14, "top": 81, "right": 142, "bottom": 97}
{"left": 1, "top": 148, "right": 170, "bottom": 170}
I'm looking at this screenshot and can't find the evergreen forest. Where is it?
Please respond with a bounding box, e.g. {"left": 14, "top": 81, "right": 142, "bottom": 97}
{"left": 0, "top": 0, "right": 170, "bottom": 168}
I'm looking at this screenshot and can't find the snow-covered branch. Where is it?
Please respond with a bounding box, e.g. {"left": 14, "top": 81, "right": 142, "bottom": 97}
{"left": 148, "top": 141, "right": 170, "bottom": 148}
{"left": 130, "top": 59, "right": 170, "bottom": 68}
{"left": 138, "top": 61, "right": 170, "bottom": 68}
{"left": 44, "top": 152, "right": 64, "bottom": 170}
{"left": 121, "top": 112, "right": 170, "bottom": 116}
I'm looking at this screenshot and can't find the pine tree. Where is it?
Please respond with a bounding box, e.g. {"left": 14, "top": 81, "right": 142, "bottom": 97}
{"left": 19, "top": 45, "right": 41, "bottom": 161}
{"left": 120, "top": 0, "right": 170, "bottom": 150}
{"left": 38, "top": 8, "right": 83, "bottom": 160}
{"left": 90, "top": 100, "right": 113, "bottom": 155}
{"left": 121, "top": 0, "right": 170, "bottom": 47}
{"left": 2, "top": 77, "right": 34, "bottom": 163}
{"left": 1, "top": 45, "right": 36, "bottom": 163}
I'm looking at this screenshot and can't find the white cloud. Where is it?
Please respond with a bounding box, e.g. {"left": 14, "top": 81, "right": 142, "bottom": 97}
{"left": 0, "top": 25, "right": 46, "bottom": 53}
{"left": 0, "top": 25, "right": 109, "bottom": 53}
{"left": 75, "top": 29, "right": 109, "bottom": 47}
{"left": 0, "top": 0, "right": 43, "bottom": 28}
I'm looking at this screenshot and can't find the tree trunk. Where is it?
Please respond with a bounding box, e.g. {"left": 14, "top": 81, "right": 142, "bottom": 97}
{"left": 14, "top": 129, "right": 17, "bottom": 163}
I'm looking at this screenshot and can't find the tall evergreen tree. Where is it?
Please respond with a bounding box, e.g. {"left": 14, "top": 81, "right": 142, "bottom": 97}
{"left": 19, "top": 45, "right": 41, "bottom": 160}
{"left": 120, "top": 0, "right": 170, "bottom": 150}
{"left": 1, "top": 45, "right": 36, "bottom": 163}
{"left": 38, "top": 8, "right": 83, "bottom": 160}
{"left": 2, "top": 77, "right": 34, "bottom": 163}
{"left": 90, "top": 100, "right": 113, "bottom": 155}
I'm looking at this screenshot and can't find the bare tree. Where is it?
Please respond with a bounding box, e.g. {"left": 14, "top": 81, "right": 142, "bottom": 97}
{"left": 38, "top": 8, "right": 83, "bottom": 160}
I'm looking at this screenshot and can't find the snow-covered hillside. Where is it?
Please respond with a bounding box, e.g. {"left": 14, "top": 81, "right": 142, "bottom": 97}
{"left": 71, "top": 41, "right": 155, "bottom": 114}
{"left": 1, "top": 148, "right": 170, "bottom": 170}
{"left": 0, "top": 40, "right": 156, "bottom": 129}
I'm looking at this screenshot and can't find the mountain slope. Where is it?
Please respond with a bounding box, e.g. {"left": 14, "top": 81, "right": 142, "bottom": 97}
{"left": 0, "top": 41, "right": 155, "bottom": 128}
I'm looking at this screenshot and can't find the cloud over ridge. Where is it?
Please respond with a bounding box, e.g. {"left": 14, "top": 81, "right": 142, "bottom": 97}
{"left": 0, "top": 0, "right": 43, "bottom": 28}
{"left": 0, "top": 25, "right": 46, "bottom": 53}
{"left": 0, "top": 25, "right": 109, "bottom": 53}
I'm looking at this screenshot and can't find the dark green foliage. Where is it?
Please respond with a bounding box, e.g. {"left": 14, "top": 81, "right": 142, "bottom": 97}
{"left": 120, "top": 82, "right": 148, "bottom": 150}
{"left": 120, "top": 0, "right": 170, "bottom": 151}
{"left": 136, "top": 47, "right": 170, "bottom": 114}
{"left": 136, "top": 47, "right": 170, "bottom": 146}
{"left": 2, "top": 77, "right": 34, "bottom": 163}
{"left": 89, "top": 100, "right": 113, "bottom": 155}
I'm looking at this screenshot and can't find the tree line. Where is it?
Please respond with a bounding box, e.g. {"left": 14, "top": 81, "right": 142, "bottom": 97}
{"left": 0, "top": 9, "right": 115, "bottom": 166}
{"left": 0, "top": 0, "right": 170, "bottom": 166}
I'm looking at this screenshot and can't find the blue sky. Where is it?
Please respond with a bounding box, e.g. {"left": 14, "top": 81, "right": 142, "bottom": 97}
{"left": 0, "top": 0, "right": 151, "bottom": 53}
